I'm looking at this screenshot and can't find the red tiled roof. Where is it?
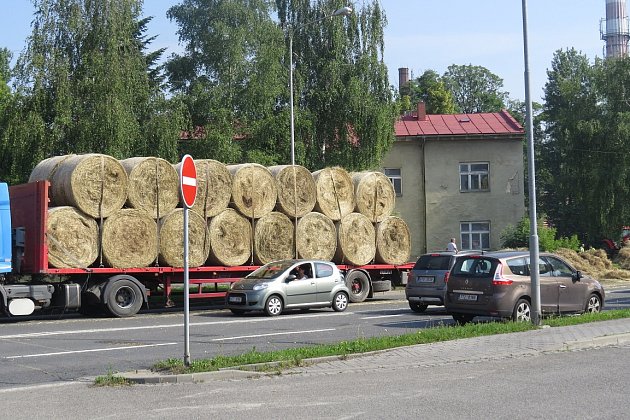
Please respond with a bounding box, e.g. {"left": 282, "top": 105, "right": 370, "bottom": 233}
{"left": 395, "top": 110, "right": 524, "bottom": 138}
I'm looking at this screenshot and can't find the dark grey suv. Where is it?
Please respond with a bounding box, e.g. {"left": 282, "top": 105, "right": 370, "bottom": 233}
{"left": 405, "top": 252, "right": 474, "bottom": 312}
{"left": 444, "top": 251, "right": 605, "bottom": 324}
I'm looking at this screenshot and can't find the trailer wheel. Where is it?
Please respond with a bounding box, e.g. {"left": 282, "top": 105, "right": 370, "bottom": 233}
{"left": 346, "top": 271, "right": 370, "bottom": 303}
{"left": 105, "top": 279, "right": 143, "bottom": 317}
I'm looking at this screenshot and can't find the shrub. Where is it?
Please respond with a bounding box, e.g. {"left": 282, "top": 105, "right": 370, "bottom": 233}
{"left": 500, "top": 216, "right": 580, "bottom": 252}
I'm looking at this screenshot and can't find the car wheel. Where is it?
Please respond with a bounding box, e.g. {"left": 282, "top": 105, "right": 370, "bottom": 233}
{"left": 512, "top": 298, "right": 531, "bottom": 322}
{"left": 585, "top": 294, "right": 602, "bottom": 313}
{"left": 408, "top": 301, "right": 428, "bottom": 313}
{"left": 345, "top": 271, "right": 370, "bottom": 303}
{"left": 264, "top": 295, "right": 283, "bottom": 317}
{"left": 230, "top": 309, "right": 246, "bottom": 316}
{"left": 452, "top": 313, "right": 474, "bottom": 325}
{"left": 332, "top": 292, "right": 349, "bottom": 312}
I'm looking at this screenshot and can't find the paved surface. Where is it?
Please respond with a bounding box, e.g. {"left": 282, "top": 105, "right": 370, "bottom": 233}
{"left": 121, "top": 314, "right": 630, "bottom": 384}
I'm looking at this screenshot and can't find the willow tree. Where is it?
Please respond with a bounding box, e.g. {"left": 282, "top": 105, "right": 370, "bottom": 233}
{"left": 0, "top": 0, "right": 184, "bottom": 184}
{"left": 166, "top": 0, "right": 396, "bottom": 170}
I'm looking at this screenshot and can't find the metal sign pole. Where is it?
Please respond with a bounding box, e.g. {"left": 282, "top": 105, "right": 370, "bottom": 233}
{"left": 183, "top": 206, "right": 190, "bottom": 366}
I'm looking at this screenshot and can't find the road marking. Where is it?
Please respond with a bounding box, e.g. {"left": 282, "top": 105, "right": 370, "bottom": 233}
{"left": 0, "top": 312, "right": 347, "bottom": 340}
{"left": 3, "top": 342, "right": 177, "bottom": 359}
{"left": 211, "top": 328, "right": 336, "bottom": 342}
{"left": 361, "top": 314, "right": 405, "bottom": 320}
{"left": 0, "top": 381, "right": 83, "bottom": 394}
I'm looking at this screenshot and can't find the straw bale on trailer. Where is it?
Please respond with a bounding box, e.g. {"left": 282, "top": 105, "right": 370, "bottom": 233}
{"left": 158, "top": 209, "right": 210, "bottom": 268}
{"left": 101, "top": 209, "right": 158, "bottom": 268}
{"left": 49, "top": 154, "right": 128, "bottom": 218}
{"left": 29, "top": 154, "right": 77, "bottom": 182}
{"left": 228, "top": 163, "right": 277, "bottom": 219}
{"left": 375, "top": 216, "right": 411, "bottom": 265}
{"left": 120, "top": 157, "right": 179, "bottom": 219}
{"left": 268, "top": 165, "right": 316, "bottom": 218}
{"left": 312, "top": 167, "right": 355, "bottom": 221}
{"left": 253, "top": 212, "right": 295, "bottom": 265}
{"left": 352, "top": 171, "right": 396, "bottom": 223}
{"left": 175, "top": 159, "right": 232, "bottom": 217}
{"left": 334, "top": 212, "right": 376, "bottom": 266}
{"left": 207, "top": 208, "right": 252, "bottom": 267}
{"left": 46, "top": 206, "right": 99, "bottom": 268}
{"left": 296, "top": 212, "right": 337, "bottom": 261}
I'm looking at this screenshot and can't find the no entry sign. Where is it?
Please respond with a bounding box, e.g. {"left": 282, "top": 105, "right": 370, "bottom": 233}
{"left": 179, "top": 155, "right": 197, "bottom": 208}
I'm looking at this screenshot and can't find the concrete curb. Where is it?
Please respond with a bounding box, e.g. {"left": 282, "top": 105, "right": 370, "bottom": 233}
{"left": 562, "top": 332, "right": 630, "bottom": 351}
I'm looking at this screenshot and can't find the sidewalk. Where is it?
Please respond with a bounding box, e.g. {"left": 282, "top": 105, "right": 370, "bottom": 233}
{"left": 121, "top": 317, "right": 630, "bottom": 384}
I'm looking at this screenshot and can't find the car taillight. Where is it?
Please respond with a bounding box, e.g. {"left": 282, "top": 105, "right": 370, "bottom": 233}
{"left": 492, "top": 263, "right": 513, "bottom": 285}
{"left": 444, "top": 270, "right": 450, "bottom": 283}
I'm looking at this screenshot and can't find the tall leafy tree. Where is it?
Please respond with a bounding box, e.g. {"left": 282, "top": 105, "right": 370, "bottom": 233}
{"left": 405, "top": 69, "right": 456, "bottom": 114}
{"left": 166, "top": 0, "right": 396, "bottom": 170}
{"left": 0, "top": 0, "right": 184, "bottom": 184}
{"left": 442, "top": 64, "right": 509, "bottom": 113}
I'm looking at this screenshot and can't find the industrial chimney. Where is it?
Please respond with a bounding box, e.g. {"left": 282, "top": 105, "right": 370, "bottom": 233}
{"left": 601, "top": 0, "right": 630, "bottom": 57}
{"left": 398, "top": 67, "right": 410, "bottom": 96}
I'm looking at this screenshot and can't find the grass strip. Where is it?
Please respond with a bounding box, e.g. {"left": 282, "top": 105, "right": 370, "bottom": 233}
{"left": 152, "top": 308, "right": 630, "bottom": 375}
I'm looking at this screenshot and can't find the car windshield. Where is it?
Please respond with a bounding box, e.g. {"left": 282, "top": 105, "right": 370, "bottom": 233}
{"left": 453, "top": 257, "right": 496, "bottom": 277}
{"left": 413, "top": 255, "right": 452, "bottom": 270}
{"left": 246, "top": 261, "right": 294, "bottom": 279}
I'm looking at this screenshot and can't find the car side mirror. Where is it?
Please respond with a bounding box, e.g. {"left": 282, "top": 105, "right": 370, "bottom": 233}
{"left": 287, "top": 274, "right": 297, "bottom": 281}
{"left": 573, "top": 271, "right": 582, "bottom": 281}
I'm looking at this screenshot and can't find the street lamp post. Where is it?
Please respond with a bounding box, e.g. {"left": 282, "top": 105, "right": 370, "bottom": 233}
{"left": 288, "top": 6, "right": 352, "bottom": 166}
{"left": 521, "top": 0, "right": 541, "bottom": 325}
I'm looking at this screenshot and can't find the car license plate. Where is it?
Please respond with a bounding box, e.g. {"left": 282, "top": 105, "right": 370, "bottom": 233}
{"left": 416, "top": 276, "right": 434, "bottom": 283}
{"left": 229, "top": 296, "right": 243, "bottom": 303}
{"left": 458, "top": 294, "right": 477, "bottom": 302}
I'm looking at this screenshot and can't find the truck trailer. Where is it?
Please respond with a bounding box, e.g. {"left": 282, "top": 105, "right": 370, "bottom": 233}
{"left": 0, "top": 181, "right": 412, "bottom": 318}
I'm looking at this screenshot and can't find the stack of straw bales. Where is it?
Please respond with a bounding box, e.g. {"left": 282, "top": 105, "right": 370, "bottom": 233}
{"left": 30, "top": 154, "right": 411, "bottom": 269}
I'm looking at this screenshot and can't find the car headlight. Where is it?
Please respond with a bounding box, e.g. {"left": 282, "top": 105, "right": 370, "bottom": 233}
{"left": 253, "top": 283, "right": 269, "bottom": 291}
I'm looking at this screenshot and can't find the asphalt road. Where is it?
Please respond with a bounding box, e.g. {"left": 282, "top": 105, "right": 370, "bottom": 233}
{"left": 0, "top": 287, "right": 628, "bottom": 390}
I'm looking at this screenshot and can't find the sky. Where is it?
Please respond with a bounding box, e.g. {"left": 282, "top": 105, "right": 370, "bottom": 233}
{"left": 0, "top": 0, "right": 607, "bottom": 103}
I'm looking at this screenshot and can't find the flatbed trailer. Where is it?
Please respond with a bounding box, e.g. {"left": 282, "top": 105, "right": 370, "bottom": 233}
{"left": 1, "top": 181, "right": 412, "bottom": 317}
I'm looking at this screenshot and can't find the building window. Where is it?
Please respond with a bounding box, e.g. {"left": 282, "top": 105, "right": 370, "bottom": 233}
{"left": 460, "top": 222, "right": 490, "bottom": 250}
{"left": 384, "top": 168, "right": 402, "bottom": 197}
{"left": 460, "top": 162, "right": 489, "bottom": 192}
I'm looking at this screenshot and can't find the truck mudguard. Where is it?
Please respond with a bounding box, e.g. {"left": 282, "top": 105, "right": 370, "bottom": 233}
{"left": 0, "top": 183, "right": 11, "bottom": 274}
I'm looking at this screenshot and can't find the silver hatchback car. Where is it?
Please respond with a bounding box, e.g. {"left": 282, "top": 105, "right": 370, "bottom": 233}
{"left": 225, "top": 259, "right": 350, "bottom": 316}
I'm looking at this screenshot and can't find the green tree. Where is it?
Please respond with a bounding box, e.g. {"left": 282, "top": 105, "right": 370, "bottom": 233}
{"left": 406, "top": 69, "right": 456, "bottom": 114}
{"left": 442, "top": 64, "right": 509, "bottom": 113}
{"left": 0, "top": 0, "right": 185, "bottom": 184}
{"left": 500, "top": 215, "right": 580, "bottom": 252}
{"left": 166, "top": 0, "right": 396, "bottom": 170}
{"left": 540, "top": 48, "right": 602, "bottom": 243}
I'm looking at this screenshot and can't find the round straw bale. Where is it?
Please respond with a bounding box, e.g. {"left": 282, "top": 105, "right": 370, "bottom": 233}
{"left": 29, "top": 154, "right": 77, "bottom": 182}
{"left": 120, "top": 157, "right": 179, "bottom": 219}
{"left": 158, "top": 209, "right": 210, "bottom": 268}
{"left": 207, "top": 208, "right": 252, "bottom": 266}
{"left": 312, "top": 167, "right": 355, "bottom": 221}
{"left": 46, "top": 206, "right": 99, "bottom": 268}
{"left": 375, "top": 216, "right": 411, "bottom": 265}
{"left": 101, "top": 209, "right": 158, "bottom": 268}
{"left": 352, "top": 171, "right": 396, "bottom": 222}
{"left": 296, "top": 212, "right": 337, "bottom": 260}
{"left": 268, "top": 165, "right": 316, "bottom": 218}
{"left": 227, "top": 163, "right": 277, "bottom": 219}
{"left": 174, "top": 159, "right": 232, "bottom": 217}
{"left": 253, "top": 212, "right": 295, "bottom": 265}
{"left": 334, "top": 212, "right": 376, "bottom": 266}
{"left": 50, "top": 154, "right": 128, "bottom": 218}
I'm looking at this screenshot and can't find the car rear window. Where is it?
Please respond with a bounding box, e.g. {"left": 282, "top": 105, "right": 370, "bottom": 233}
{"left": 413, "top": 255, "right": 452, "bottom": 270}
{"left": 452, "top": 257, "right": 496, "bottom": 277}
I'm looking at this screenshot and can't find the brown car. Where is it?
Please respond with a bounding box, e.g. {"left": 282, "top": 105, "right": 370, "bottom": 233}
{"left": 444, "top": 251, "right": 605, "bottom": 324}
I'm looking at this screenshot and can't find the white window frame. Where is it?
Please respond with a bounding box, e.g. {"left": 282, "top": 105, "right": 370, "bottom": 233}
{"left": 383, "top": 168, "right": 402, "bottom": 197}
{"left": 460, "top": 221, "right": 491, "bottom": 250}
{"left": 460, "top": 162, "right": 489, "bottom": 192}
